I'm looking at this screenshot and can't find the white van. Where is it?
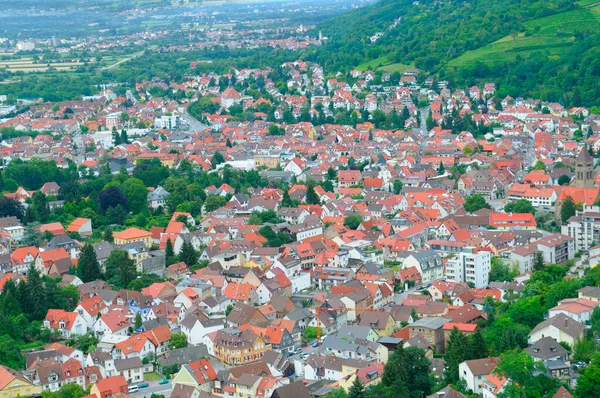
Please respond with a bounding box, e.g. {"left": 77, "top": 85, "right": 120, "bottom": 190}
{"left": 128, "top": 386, "right": 139, "bottom": 394}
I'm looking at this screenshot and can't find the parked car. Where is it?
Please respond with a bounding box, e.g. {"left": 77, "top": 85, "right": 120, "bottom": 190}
{"left": 138, "top": 383, "right": 149, "bottom": 389}
{"left": 159, "top": 379, "right": 169, "bottom": 385}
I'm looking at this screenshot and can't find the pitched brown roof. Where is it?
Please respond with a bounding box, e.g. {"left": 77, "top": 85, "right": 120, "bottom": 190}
{"left": 463, "top": 357, "right": 499, "bottom": 376}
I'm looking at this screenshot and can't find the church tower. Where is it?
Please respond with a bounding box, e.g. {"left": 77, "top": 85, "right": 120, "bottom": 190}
{"left": 573, "top": 146, "right": 595, "bottom": 188}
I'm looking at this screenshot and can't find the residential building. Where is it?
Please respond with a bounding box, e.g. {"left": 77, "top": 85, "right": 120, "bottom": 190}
{"left": 89, "top": 375, "right": 128, "bottom": 398}
{"left": 459, "top": 357, "right": 499, "bottom": 395}
{"left": 536, "top": 234, "right": 574, "bottom": 265}
{"left": 561, "top": 209, "right": 600, "bottom": 252}
{"left": 445, "top": 248, "right": 491, "bottom": 288}
{"left": 403, "top": 250, "right": 444, "bottom": 284}
{"left": 212, "top": 329, "right": 268, "bottom": 365}
{"left": 407, "top": 317, "right": 450, "bottom": 354}
{"left": 528, "top": 313, "right": 585, "bottom": 346}
{"left": 113, "top": 228, "right": 152, "bottom": 247}
{"left": 0, "top": 364, "right": 41, "bottom": 398}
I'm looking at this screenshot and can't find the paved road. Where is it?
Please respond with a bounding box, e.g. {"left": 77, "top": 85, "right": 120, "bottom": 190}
{"left": 180, "top": 110, "right": 208, "bottom": 133}
{"left": 417, "top": 107, "right": 430, "bottom": 162}
{"left": 102, "top": 47, "right": 155, "bottom": 70}
{"left": 132, "top": 381, "right": 172, "bottom": 398}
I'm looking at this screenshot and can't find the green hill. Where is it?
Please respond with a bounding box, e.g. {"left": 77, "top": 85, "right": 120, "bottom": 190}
{"left": 449, "top": 2, "right": 600, "bottom": 67}
{"left": 310, "top": 0, "right": 600, "bottom": 106}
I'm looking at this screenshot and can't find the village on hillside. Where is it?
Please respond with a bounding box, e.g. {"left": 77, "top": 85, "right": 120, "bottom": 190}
{"left": 0, "top": 59, "right": 599, "bottom": 398}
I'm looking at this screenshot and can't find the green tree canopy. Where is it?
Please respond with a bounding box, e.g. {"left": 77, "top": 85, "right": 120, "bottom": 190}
{"left": 463, "top": 194, "right": 491, "bottom": 213}
{"left": 77, "top": 243, "right": 102, "bottom": 283}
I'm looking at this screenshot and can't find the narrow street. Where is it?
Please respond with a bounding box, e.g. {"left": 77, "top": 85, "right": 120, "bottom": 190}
{"left": 417, "top": 107, "right": 430, "bottom": 162}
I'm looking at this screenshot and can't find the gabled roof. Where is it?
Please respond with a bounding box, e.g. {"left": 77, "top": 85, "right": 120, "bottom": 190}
{"left": 529, "top": 313, "right": 584, "bottom": 339}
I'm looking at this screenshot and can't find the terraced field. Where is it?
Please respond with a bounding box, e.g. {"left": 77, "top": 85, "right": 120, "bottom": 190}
{"left": 448, "top": 3, "right": 600, "bottom": 67}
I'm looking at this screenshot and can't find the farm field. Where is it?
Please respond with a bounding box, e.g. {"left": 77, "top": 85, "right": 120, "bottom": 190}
{"left": 0, "top": 57, "right": 87, "bottom": 72}
{"left": 448, "top": 4, "right": 600, "bottom": 67}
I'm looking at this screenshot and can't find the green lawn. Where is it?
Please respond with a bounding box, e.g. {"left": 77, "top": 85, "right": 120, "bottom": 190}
{"left": 145, "top": 372, "right": 162, "bottom": 381}
{"left": 356, "top": 56, "right": 390, "bottom": 71}
{"left": 448, "top": 5, "right": 600, "bottom": 67}
{"left": 378, "top": 63, "right": 412, "bottom": 73}
{"left": 576, "top": 0, "right": 600, "bottom": 7}
{"left": 356, "top": 56, "right": 413, "bottom": 73}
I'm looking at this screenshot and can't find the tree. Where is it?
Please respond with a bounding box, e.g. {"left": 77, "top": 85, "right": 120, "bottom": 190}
{"left": 103, "top": 229, "right": 113, "bottom": 243}
{"left": 533, "top": 251, "right": 545, "bottom": 272}
{"left": 545, "top": 278, "right": 582, "bottom": 310}
{"left": 179, "top": 240, "right": 198, "bottom": 268}
{"left": 344, "top": 213, "right": 363, "bottom": 230}
{"left": 135, "top": 312, "right": 143, "bottom": 329}
{"left": 268, "top": 124, "right": 284, "bottom": 136}
{"left": 380, "top": 345, "right": 432, "bottom": 398}
{"left": 504, "top": 199, "right": 535, "bottom": 215}
{"left": 258, "top": 226, "right": 291, "bottom": 247}
{"left": 558, "top": 175, "right": 571, "bottom": 185}
{"left": 393, "top": 179, "right": 403, "bottom": 194}
{"left": 0, "top": 197, "right": 24, "bottom": 220}
{"left": 112, "top": 126, "right": 121, "bottom": 146}
{"left": 489, "top": 257, "right": 517, "bottom": 282}
{"left": 22, "top": 222, "right": 44, "bottom": 247}
{"left": 531, "top": 160, "right": 546, "bottom": 171}
{"left": 204, "top": 195, "right": 226, "bottom": 213}
{"left": 573, "top": 336, "right": 597, "bottom": 363}
{"left": 106, "top": 204, "right": 127, "bottom": 225}
{"left": 327, "top": 167, "right": 337, "bottom": 180}
{"left": 348, "top": 377, "right": 365, "bottom": 398}
{"left": 42, "top": 381, "right": 87, "bottom": 398}
{"left": 281, "top": 190, "right": 295, "bottom": 207}
{"left": 105, "top": 250, "right": 137, "bottom": 289}
{"left": 0, "top": 335, "right": 24, "bottom": 370}
{"left": 470, "top": 329, "right": 488, "bottom": 359}
{"left": 77, "top": 243, "right": 102, "bottom": 283}
{"left": 169, "top": 332, "right": 188, "bottom": 349}
{"left": 495, "top": 349, "right": 557, "bottom": 398}
{"left": 98, "top": 186, "right": 128, "bottom": 212}
{"left": 73, "top": 334, "right": 99, "bottom": 354}
{"left": 576, "top": 364, "right": 600, "bottom": 398}
{"left": 324, "top": 390, "right": 348, "bottom": 398}
{"left": 211, "top": 152, "right": 225, "bottom": 168}
{"left": 122, "top": 178, "right": 148, "bottom": 212}
{"left": 120, "top": 129, "right": 129, "bottom": 145}
{"left": 437, "top": 162, "right": 445, "bottom": 175}
{"left": 444, "top": 328, "right": 472, "bottom": 384}
{"left": 305, "top": 184, "right": 320, "bottom": 204}
{"left": 463, "top": 194, "right": 491, "bottom": 213}
{"left": 31, "top": 191, "right": 50, "bottom": 222}
{"left": 302, "top": 326, "right": 321, "bottom": 342}
{"left": 21, "top": 264, "right": 48, "bottom": 320}
{"left": 561, "top": 196, "right": 576, "bottom": 223}
{"left": 165, "top": 239, "right": 176, "bottom": 265}
{"left": 505, "top": 296, "right": 545, "bottom": 329}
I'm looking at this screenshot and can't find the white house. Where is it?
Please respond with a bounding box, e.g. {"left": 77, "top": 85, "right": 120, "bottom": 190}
{"left": 43, "top": 310, "right": 87, "bottom": 338}
{"left": 548, "top": 298, "right": 599, "bottom": 324}
{"left": 459, "top": 357, "right": 499, "bottom": 395}
{"left": 180, "top": 315, "right": 225, "bottom": 346}
{"left": 93, "top": 309, "right": 131, "bottom": 337}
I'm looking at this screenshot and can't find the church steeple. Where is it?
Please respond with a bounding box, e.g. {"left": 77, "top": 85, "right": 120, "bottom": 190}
{"left": 573, "top": 146, "right": 595, "bottom": 188}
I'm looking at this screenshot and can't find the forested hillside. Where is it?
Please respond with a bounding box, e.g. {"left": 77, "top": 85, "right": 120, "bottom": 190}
{"left": 310, "top": 0, "right": 600, "bottom": 105}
